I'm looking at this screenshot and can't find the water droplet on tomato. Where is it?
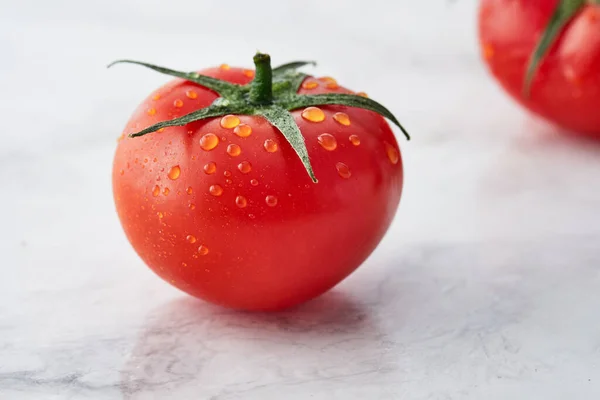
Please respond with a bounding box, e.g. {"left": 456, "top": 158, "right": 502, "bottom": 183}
{"left": 186, "top": 186, "right": 193, "bottom": 195}
{"left": 185, "top": 89, "right": 198, "bottom": 99}
{"left": 301, "top": 107, "right": 325, "bottom": 122}
{"left": 482, "top": 43, "right": 494, "bottom": 60}
{"left": 385, "top": 142, "right": 399, "bottom": 165}
{"left": 265, "top": 195, "right": 278, "bottom": 207}
{"left": 248, "top": 214, "right": 256, "bottom": 219}
{"left": 302, "top": 81, "right": 318, "bottom": 90}
{"left": 186, "top": 235, "right": 197, "bottom": 244}
{"left": 200, "top": 133, "right": 219, "bottom": 151}
{"left": 204, "top": 161, "right": 217, "bottom": 174}
{"left": 152, "top": 94, "right": 161, "bottom": 101}
{"left": 335, "top": 162, "right": 351, "bottom": 179}
{"left": 224, "top": 170, "right": 231, "bottom": 177}
{"left": 219, "top": 63, "right": 230, "bottom": 70}
{"left": 243, "top": 69, "right": 254, "bottom": 78}
{"left": 264, "top": 139, "right": 278, "bottom": 152}
{"left": 235, "top": 195, "right": 248, "bottom": 208}
{"left": 157, "top": 211, "right": 164, "bottom": 219}
{"left": 250, "top": 179, "right": 259, "bottom": 186}
{"left": 209, "top": 184, "right": 223, "bottom": 196}
{"left": 357, "top": 92, "right": 368, "bottom": 98}
{"left": 320, "top": 77, "right": 337, "bottom": 85}
{"left": 147, "top": 108, "right": 156, "bottom": 116}
{"left": 227, "top": 143, "right": 242, "bottom": 157}
{"left": 168, "top": 165, "right": 181, "bottom": 180}
{"left": 198, "top": 245, "right": 209, "bottom": 255}
{"left": 237, "top": 161, "right": 252, "bottom": 174}
{"left": 326, "top": 82, "right": 339, "bottom": 89}
{"left": 152, "top": 185, "right": 160, "bottom": 197}
{"left": 318, "top": 133, "right": 337, "bottom": 151}
{"left": 119, "top": 169, "right": 124, "bottom": 176}
{"left": 333, "top": 112, "right": 351, "bottom": 126}
{"left": 182, "top": 262, "right": 188, "bottom": 267}
{"left": 188, "top": 203, "right": 196, "bottom": 210}
{"left": 163, "top": 187, "right": 170, "bottom": 196}
{"left": 173, "top": 99, "right": 184, "bottom": 108}
{"left": 234, "top": 124, "right": 252, "bottom": 138}
{"left": 220, "top": 115, "right": 240, "bottom": 129}
{"left": 349, "top": 135, "right": 361, "bottom": 146}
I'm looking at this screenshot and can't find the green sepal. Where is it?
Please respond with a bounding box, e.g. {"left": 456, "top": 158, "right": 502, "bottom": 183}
{"left": 108, "top": 60, "right": 241, "bottom": 98}
{"left": 257, "top": 105, "right": 317, "bottom": 182}
{"left": 283, "top": 93, "right": 410, "bottom": 140}
{"left": 272, "top": 61, "right": 316, "bottom": 75}
{"left": 128, "top": 103, "right": 248, "bottom": 137}
{"left": 523, "top": 0, "right": 585, "bottom": 96}
{"left": 271, "top": 60, "right": 316, "bottom": 94}
{"left": 272, "top": 69, "right": 311, "bottom": 94}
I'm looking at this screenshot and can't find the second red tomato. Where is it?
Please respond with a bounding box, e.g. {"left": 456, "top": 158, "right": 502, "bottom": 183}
{"left": 479, "top": 0, "right": 600, "bottom": 136}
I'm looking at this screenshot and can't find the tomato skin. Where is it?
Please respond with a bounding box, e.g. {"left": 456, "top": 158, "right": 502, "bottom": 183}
{"left": 112, "top": 67, "right": 403, "bottom": 311}
{"left": 479, "top": 0, "right": 600, "bottom": 136}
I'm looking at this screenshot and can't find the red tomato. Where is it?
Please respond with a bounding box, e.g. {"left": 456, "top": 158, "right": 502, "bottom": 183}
{"left": 112, "top": 64, "right": 403, "bottom": 310}
{"left": 478, "top": 0, "right": 600, "bottom": 136}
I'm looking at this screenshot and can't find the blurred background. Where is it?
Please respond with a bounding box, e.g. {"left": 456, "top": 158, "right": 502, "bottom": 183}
{"left": 1, "top": 0, "right": 599, "bottom": 399}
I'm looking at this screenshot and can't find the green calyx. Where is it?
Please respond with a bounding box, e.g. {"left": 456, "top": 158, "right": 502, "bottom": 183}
{"left": 523, "top": 0, "right": 588, "bottom": 96}
{"left": 108, "top": 52, "right": 410, "bottom": 183}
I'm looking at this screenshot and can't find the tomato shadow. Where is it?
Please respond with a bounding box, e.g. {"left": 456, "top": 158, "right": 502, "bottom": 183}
{"left": 119, "top": 290, "right": 377, "bottom": 399}
{"left": 522, "top": 119, "right": 600, "bottom": 151}
{"left": 478, "top": 118, "right": 600, "bottom": 197}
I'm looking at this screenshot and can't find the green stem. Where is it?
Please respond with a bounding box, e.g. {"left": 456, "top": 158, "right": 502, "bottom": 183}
{"left": 249, "top": 53, "right": 273, "bottom": 105}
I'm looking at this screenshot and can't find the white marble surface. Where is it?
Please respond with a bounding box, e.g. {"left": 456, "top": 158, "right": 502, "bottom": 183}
{"left": 2, "top": 0, "right": 600, "bottom": 398}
